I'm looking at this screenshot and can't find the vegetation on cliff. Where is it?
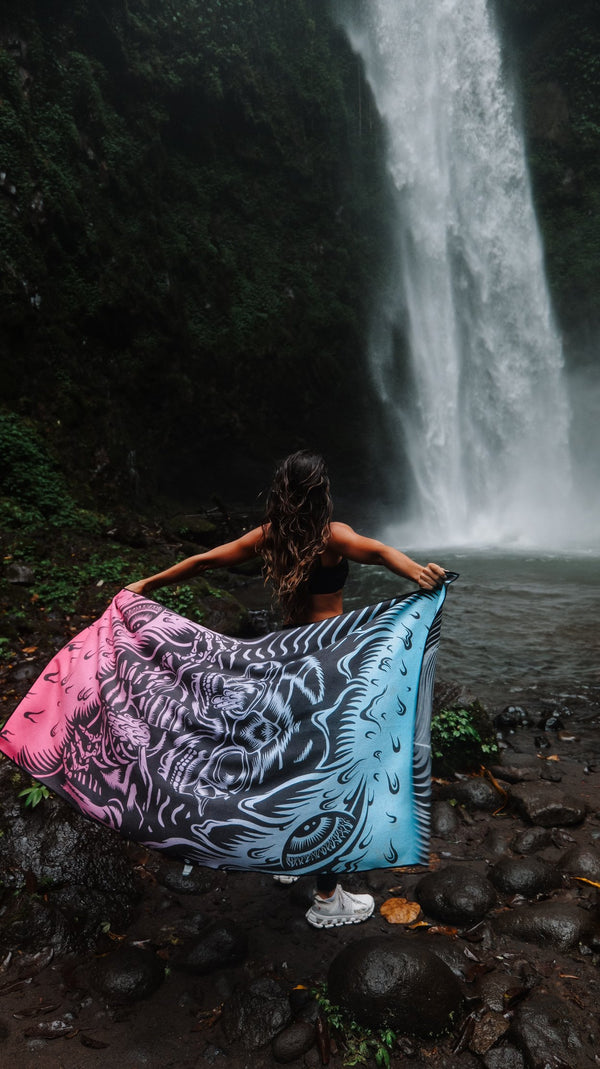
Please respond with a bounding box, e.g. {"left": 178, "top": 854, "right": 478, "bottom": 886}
{"left": 1, "top": 0, "right": 599, "bottom": 512}
{"left": 0, "top": 0, "right": 388, "bottom": 500}
{"left": 494, "top": 0, "right": 600, "bottom": 349}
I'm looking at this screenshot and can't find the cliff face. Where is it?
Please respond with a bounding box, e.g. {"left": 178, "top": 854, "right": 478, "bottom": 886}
{"left": 1, "top": 1, "right": 599, "bottom": 506}
{"left": 494, "top": 0, "right": 600, "bottom": 355}
{"left": 0, "top": 0, "right": 389, "bottom": 499}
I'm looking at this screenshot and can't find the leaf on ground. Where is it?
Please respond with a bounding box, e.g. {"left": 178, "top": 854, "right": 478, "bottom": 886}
{"left": 380, "top": 897, "right": 421, "bottom": 924}
{"left": 573, "top": 876, "right": 600, "bottom": 889}
{"left": 427, "top": 924, "right": 458, "bottom": 937}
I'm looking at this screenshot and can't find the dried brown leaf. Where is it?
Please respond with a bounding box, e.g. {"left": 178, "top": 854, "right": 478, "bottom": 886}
{"left": 380, "top": 897, "right": 422, "bottom": 925}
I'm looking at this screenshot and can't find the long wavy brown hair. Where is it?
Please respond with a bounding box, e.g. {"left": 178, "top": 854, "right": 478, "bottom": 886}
{"left": 262, "top": 450, "right": 333, "bottom": 624}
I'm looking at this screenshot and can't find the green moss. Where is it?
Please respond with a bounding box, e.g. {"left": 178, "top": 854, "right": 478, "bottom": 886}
{"left": 431, "top": 704, "right": 498, "bottom": 778}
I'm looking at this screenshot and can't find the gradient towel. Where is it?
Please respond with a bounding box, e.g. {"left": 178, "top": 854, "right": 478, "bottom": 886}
{"left": 0, "top": 581, "right": 454, "bottom": 873}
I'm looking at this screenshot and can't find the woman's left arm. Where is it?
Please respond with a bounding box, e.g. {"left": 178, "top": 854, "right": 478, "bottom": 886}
{"left": 126, "top": 526, "right": 266, "bottom": 596}
{"left": 328, "top": 522, "right": 446, "bottom": 590}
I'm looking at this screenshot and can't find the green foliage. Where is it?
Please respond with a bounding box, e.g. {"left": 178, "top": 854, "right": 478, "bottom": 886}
{"left": 431, "top": 706, "right": 498, "bottom": 777}
{"left": 314, "top": 987, "right": 397, "bottom": 1068}
{"left": 18, "top": 780, "right": 52, "bottom": 808}
{"left": 0, "top": 0, "right": 386, "bottom": 493}
{"left": 153, "top": 582, "right": 204, "bottom": 622}
{"left": 28, "top": 551, "right": 134, "bottom": 612}
{"left": 0, "top": 637, "right": 17, "bottom": 663}
{"left": 495, "top": 0, "right": 600, "bottom": 335}
{"left": 0, "top": 411, "right": 106, "bottom": 532}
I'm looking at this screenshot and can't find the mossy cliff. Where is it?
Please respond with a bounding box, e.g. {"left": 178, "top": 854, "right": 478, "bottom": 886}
{"left": 1, "top": 0, "right": 599, "bottom": 508}
{"left": 0, "top": 0, "right": 388, "bottom": 500}
{"left": 494, "top": 0, "right": 600, "bottom": 356}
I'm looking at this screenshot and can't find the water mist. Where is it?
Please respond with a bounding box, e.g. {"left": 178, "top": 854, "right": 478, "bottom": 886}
{"left": 339, "top": 0, "right": 575, "bottom": 548}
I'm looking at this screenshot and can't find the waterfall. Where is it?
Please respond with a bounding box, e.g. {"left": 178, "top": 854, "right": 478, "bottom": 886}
{"left": 338, "top": 0, "right": 573, "bottom": 547}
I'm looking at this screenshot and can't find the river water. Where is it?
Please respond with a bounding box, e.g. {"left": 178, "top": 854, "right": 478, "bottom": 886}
{"left": 344, "top": 550, "right": 600, "bottom": 710}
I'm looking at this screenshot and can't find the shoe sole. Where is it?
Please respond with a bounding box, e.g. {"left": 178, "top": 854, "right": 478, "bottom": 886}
{"left": 305, "top": 903, "right": 375, "bottom": 929}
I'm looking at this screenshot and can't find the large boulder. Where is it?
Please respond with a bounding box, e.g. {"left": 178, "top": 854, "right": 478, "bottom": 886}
{"left": 506, "top": 994, "right": 596, "bottom": 1068}
{"left": 509, "top": 785, "right": 586, "bottom": 826}
{"left": 0, "top": 763, "right": 138, "bottom": 953}
{"left": 93, "top": 947, "right": 165, "bottom": 1004}
{"left": 224, "top": 978, "right": 292, "bottom": 1050}
{"left": 327, "top": 936, "right": 463, "bottom": 1034}
{"left": 489, "top": 857, "right": 562, "bottom": 897}
{"left": 493, "top": 901, "right": 600, "bottom": 951}
{"left": 175, "top": 919, "right": 248, "bottom": 974}
{"left": 415, "top": 864, "right": 497, "bottom": 926}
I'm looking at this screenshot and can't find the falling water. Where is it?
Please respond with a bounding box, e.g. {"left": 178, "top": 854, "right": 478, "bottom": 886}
{"left": 339, "top": 0, "right": 573, "bottom": 547}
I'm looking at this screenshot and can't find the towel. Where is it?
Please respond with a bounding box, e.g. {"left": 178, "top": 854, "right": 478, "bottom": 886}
{"left": 0, "top": 580, "right": 454, "bottom": 873}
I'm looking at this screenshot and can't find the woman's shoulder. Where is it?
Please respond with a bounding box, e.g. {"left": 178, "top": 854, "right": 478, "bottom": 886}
{"left": 328, "top": 521, "right": 356, "bottom": 546}
{"left": 329, "top": 520, "right": 354, "bottom": 537}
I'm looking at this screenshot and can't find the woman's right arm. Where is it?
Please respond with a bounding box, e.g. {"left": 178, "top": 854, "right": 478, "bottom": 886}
{"left": 126, "top": 526, "right": 265, "bottom": 596}
{"left": 328, "top": 522, "right": 446, "bottom": 590}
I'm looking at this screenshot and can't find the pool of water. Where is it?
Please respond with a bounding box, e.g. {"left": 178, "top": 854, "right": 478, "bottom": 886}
{"left": 344, "top": 549, "right": 600, "bottom": 709}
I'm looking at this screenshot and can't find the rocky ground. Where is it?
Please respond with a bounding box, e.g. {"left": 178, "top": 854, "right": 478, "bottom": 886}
{"left": 0, "top": 683, "right": 599, "bottom": 1069}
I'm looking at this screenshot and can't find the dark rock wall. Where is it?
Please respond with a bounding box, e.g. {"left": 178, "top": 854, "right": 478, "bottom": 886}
{"left": 494, "top": 0, "right": 600, "bottom": 357}
{"left": 0, "top": 0, "right": 389, "bottom": 501}
{"left": 1, "top": 0, "right": 599, "bottom": 506}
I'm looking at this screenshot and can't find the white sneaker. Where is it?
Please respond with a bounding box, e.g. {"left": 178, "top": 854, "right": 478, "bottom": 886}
{"left": 305, "top": 884, "right": 375, "bottom": 929}
{"left": 272, "top": 874, "right": 299, "bottom": 884}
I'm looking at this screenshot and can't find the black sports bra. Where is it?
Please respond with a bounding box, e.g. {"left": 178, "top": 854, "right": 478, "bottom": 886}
{"left": 306, "top": 557, "right": 349, "bottom": 595}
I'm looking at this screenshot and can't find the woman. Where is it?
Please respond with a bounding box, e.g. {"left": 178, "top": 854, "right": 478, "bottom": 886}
{"left": 127, "top": 450, "right": 446, "bottom": 928}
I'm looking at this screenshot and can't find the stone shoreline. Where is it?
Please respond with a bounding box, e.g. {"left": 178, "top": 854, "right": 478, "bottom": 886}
{"left": 0, "top": 687, "right": 599, "bottom": 1068}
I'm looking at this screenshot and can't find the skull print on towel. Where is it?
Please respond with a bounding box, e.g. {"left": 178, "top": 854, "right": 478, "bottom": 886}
{"left": 0, "top": 582, "right": 454, "bottom": 873}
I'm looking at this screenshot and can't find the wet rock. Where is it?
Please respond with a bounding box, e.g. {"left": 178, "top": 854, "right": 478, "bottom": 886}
{"left": 559, "top": 844, "right": 600, "bottom": 881}
{"left": 489, "top": 857, "right": 562, "bottom": 897}
{"left": 420, "top": 936, "right": 475, "bottom": 980}
{"left": 439, "top": 778, "right": 504, "bottom": 812}
{"left": 482, "top": 1045, "right": 525, "bottom": 1069}
{"left": 539, "top": 763, "right": 562, "bottom": 783}
{"left": 10, "top": 663, "right": 38, "bottom": 685}
{"left": 509, "top": 784, "right": 586, "bottom": 826}
{"left": 416, "top": 865, "right": 497, "bottom": 926}
{"left": 176, "top": 920, "right": 248, "bottom": 974}
{"left": 158, "top": 863, "right": 214, "bottom": 895}
{"left": 437, "top": 1056, "right": 481, "bottom": 1069}
{"left": 93, "top": 947, "right": 164, "bottom": 1003}
{"left": 477, "top": 971, "right": 525, "bottom": 1014}
{"left": 497, "top": 752, "right": 540, "bottom": 768}
{"left": 174, "top": 911, "right": 207, "bottom": 937}
{"left": 511, "top": 827, "right": 554, "bottom": 855}
{"left": 538, "top": 713, "right": 565, "bottom": 731}
{"left": 493, "top": 901, "right": 600, "bottom": 951}
{"left": 0, "top": 764, "right": 137, "bottom": 921}
{"left": 202, "top": 594, "right": 250, "bottom": 637}
{"left": 488, "top": 765, "right": 537, "bottom": 784}
{"left": 506, "top": 993, "right": 596, "bottom": 1067}
{"left": 224, "top": 978, "right": 292, "bottom": 1050}
{"left": 271, "top": 1020, "right": 315, "bottom": 1062}
{"left": 327, "top": 936, "right": 463, "bottom": 1034}
{"left": 469, "top": 1011, "right": 510, "bottom": 1055}
{"left": 431, "top": 800, "right": 460, "bottom": 838}
{"left": 494, "top": 706, "right": 529, "bottom": 732}
{"left": 201, "top": 1044, "right": 227, "bottom": 1064}
{"left": 5, "top": 562, "right": 34, "bottom": 584}
{"left": 481, "top": 826, "right": 514, "bottom": 858}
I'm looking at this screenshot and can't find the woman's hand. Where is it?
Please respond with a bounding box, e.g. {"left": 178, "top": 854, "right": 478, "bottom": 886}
{"left": 125, "top": 581, "right": 147, "bottom": 595}
{"left": 416, "top": 563, "right": 447, "bottom": 590}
